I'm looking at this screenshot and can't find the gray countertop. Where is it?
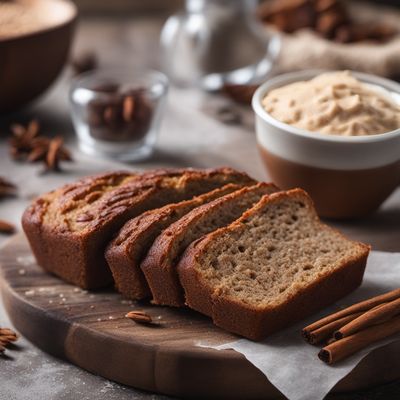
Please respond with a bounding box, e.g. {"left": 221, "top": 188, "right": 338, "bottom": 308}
{"left": 0, "top": 15, "right": 399, "bottom": 400}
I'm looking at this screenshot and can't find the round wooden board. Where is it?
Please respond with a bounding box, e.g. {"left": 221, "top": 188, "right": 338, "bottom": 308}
{"left": 1, "top": 234, "right": 399, "bottom": 399}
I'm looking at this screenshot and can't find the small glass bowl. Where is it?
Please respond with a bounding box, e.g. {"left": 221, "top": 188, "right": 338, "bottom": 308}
{"left": 69, "top": 68, "right": 168, "bottom": 161}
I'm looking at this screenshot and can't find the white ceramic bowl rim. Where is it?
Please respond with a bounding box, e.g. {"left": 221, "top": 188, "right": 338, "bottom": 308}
{"left": 252, "top": 69, "right": 400, "bottom": 144}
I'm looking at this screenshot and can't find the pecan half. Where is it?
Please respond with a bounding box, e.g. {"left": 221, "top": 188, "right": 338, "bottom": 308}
{"left": 0, "top": 220, "right": 15, "bottom": 234}
{"left": 0, "top": 327, "right": 19, "bottom": 354}
{"left": 0, "top": 177, "right": 17, "bottom": 199}
{"left": 125, "top": 310, "right": 153, "bottom": 324}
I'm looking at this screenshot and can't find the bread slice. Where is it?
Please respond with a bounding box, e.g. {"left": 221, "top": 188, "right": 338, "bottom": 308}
{"left": 106, "top": 183, "right": 247, "bottom": 300}
{"left": 178, "top": 189, "right": 370, "bottom": 341}
{"left": 141, "top": 182, "right": 279, "bottom": 307}
{"left": 22, "top": 168, "right": 254, "bottom": 289}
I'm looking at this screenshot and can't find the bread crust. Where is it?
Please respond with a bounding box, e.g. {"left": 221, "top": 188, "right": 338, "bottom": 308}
{"left": 141, "top": 183, "right": 278, "bottom": 307}
{"left": 22, "top": 170, "right": 139, "bottom": 289}
{"left": 178, "top": 189, "right": 370, "bottom": 340}
{"left": 22, "top": 168, "right": 253, "bottom": 289}
{"left": 106, "top": 183, "right": 246, "bottom": 300}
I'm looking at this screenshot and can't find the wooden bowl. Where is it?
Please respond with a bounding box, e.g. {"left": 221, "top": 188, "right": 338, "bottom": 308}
{"left": 0, "top": 0, "right": 77, "bottom": 114}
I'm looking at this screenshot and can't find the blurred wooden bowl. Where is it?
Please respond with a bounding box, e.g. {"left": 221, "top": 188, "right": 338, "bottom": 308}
{"left": 0, "top": 0, "right": 77, "bottom": 114}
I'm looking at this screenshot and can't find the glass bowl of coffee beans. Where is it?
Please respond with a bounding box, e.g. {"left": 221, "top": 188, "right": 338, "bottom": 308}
{"left": 69, "top": 68, "right": 168, "bottom": 161}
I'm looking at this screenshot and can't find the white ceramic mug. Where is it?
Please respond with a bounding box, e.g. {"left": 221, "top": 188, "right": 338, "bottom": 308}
{"left": 252, "top": 70, "right": 400, "bottom": 219}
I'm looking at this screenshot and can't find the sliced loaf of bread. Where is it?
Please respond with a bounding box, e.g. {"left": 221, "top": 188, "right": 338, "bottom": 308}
{"left": 178, "top": 189, "right": 370, "bottom": 340}
{"left": 141, "top": 182, "right": 279, "bottom": 307}
{"left": 22, "top": 168, "right": 254, "bottom": 289}
{"left": 106, "top": 183, "right": 246, "bottom": 300}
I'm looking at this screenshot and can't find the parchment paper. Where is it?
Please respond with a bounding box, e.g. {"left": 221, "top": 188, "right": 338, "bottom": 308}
{"left": 200, "top": 251, "right": 400, "bottom": 400}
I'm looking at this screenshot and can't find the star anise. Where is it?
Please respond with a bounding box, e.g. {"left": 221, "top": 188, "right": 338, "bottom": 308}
{"left": 9, "top": 120, "right": 72, "bottom": 171}
{"left": 0, "top": 177, "right": 17, "bottom": 199}
{"left": 9, "top": 119, "right": 40, "bottom": 160}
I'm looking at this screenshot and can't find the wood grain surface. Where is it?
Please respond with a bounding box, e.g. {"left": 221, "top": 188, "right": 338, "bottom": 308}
{"left": 1, "top": 234, "right": 400, "bottom": 399}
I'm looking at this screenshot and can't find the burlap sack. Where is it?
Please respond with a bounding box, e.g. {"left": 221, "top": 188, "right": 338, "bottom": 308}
{"left": 273, "top": 1, "right": 400, "bottom": 78}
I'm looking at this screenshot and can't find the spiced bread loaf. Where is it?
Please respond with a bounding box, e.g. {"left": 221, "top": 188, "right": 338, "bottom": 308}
{"left": 22, "top": 168, "right": 254, "bottom": 289}
{"left": 141, "top": 182, "right": 279, "bottom": 307}
{"left": 178, "top": 189, "right": 370, "bottom": 341}
{"left": 106, "top": 183, "right": 248, "bottom": 300}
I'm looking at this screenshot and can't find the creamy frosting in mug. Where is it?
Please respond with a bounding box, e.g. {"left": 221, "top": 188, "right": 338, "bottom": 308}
{"left": 262, "top": 71, "right": 400, "bottom": 136}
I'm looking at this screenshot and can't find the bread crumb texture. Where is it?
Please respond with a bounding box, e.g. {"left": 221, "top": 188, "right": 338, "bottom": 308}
{"left": 197, "top": 191, "right": 367, "bottom": 308}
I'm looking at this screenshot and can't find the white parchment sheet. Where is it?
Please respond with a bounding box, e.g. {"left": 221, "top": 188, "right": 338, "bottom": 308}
{"left": 200, "top": 251, "right": 400, "bottom": 400}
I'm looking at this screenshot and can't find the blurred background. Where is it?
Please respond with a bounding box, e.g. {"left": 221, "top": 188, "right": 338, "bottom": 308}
{"left": 73, "top": 0, "right": 399, "bottom": 14}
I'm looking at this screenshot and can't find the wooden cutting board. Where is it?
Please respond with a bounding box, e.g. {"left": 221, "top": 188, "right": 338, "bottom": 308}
{"left": 1, "top": 234, "right": 399, "bottom": 399}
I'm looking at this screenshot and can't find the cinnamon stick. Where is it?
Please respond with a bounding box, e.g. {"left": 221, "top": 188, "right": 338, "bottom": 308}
{"left": 318, "top": 314, "right": 400, "bottom": 364}
{"left": 303, "top": 288, "right": 400, "bottom": 335}
{"left": 326, "top": 337, "right": 337, "bottom": 345}
{"left": 303, "top": 312, "right": 363, "bottom": 344}
{"left": 334, "top": 298, "right": 400, "bottom": 339}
